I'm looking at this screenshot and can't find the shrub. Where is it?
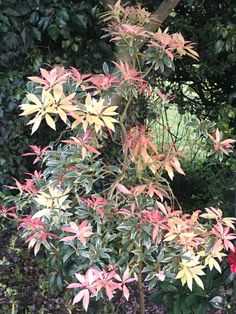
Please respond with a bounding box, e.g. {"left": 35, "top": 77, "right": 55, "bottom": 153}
{"left": 2, "top": 1, "right": 236, "bottom": 313}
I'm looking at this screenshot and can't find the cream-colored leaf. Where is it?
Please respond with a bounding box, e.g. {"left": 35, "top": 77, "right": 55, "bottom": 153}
{"left": 90, "top": 116, "right": 104, "bottom": 127}
{"left": 164, "top": 234, "right": 177, "bottom": 241}
{"left": 53, "top": 84, "right": 63, "bottom": 102}
{"left": 85, "top": 93, "right": 92, "bottom": 107}
{"left": 60, "top": 92, "right": 76, "bottom": 105}
{"left": 45, "top": 114, "right": 56, "bottom": 130}
{"left": 32, "top": 208, "right": 51, "bottom": 219}
{"left": 27, "top": 93, "right": 42, "bottom": 107}
{"left": 57, "top": 108, "right": 67, "bottom": 123}
{"left": 213, "top": 259, "right": 221, "bottom": 273}
{"left": 101, "top": 116, "right": 118, "bottom": 131}
{"left": 57, "top": 195, "right": 69, "bottom": 207}
{"left": 31, "top": 115, "right": 43, "bottom": 134}
{"left": 71, "top": 120, "right": 81, "bottom": 129}
{"left": 192, "top": 274, "right": 204, "bottom": 290}
{"left": 180, "top": 276, "right": 187, "bottom": 286}
{"left": 20, "top": 104, "right": 41, "bottom": 115}
{"left": 176, "top": 270, "right": 185, "bottom": 279}
{"left": 35, "top": 194, "right": 53, "bottom": 207}
{"left": 94, "top": 123, "right": 102, "bottom": 133}
{"left": 102, "top": 106, "right": 119, "bottom": 116}
{"left": 82, "top": 147, "right": 87, "bottom": 160}
{"left": 42, "top": 90, "right": 55, "bottom": 107}
{"left": 222, "top": 218, "right": 236, "bottom": 229}
{"left": 186, "top": 271, "right": 193, "bottom": 291}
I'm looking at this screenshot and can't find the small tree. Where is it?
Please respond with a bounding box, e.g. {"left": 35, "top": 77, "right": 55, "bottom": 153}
{"left": 2, "top": 1, "right": 236, "bottom": 313}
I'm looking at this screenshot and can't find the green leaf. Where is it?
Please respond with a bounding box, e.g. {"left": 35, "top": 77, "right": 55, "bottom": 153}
{"left": 74, "top": 14, "right": 87, "bottom": 29}
{"left": 0, "top": 14, "right": 10, "bottom": 26}
{"left": 56, "top": 275, "right": 63, "bottom": 289}
{"left": 29, "top": 11, "right": 39, "bottom": 24}
{"left": 102, "top": 62, "right": 109, "bottom": 75}
{"left": 32, "top": 27, "right": 41, "bottom": 41}
{"left": 215, "top": 40, "right": 224, "bottom": 53}
{"left": 63, "top": 251, "right": 74, "bottom": 263}
{"left": 48, "top": 25, "right": 60, "bottom": 41}
{"left": 2, "top": 8, "right": 20, "bottom": 16}
{"left": 161, "top": 283, "right": 179, "bottom": 292}
{"left": 173, "top": 298, "right": 183, "bottom": 314}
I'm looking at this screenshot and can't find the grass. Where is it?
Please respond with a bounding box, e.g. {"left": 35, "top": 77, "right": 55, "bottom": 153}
{"left": 149, "top": 102, "right": 208, "bottom": 167}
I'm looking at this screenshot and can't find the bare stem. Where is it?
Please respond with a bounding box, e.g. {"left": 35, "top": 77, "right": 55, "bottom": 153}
{"left": 138, "top": 261, "right": 145, "bottom": 314}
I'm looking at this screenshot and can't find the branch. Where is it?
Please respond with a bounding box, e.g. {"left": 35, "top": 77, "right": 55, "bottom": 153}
{"left": 147, "top": 0, "right": 182, "bottom": 33}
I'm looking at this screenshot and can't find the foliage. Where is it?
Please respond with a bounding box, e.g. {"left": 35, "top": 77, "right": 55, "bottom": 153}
{"left": 164, "top": 0, "right": 236, "bottom": 122}
{"left": 1, "top": 1, "right": 236, "bottom": 313}
{"left": 149, "top": 267, "right": 236, "bottom": 314}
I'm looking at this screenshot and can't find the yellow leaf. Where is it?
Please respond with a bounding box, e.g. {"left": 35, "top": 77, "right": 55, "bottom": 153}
{"left": 30, "top": 115, "right": 42, "bottom": 134}
{"left": 186, "top": 270, "right": 193, "bottom": 291}
{"left": 192, "top": 274, "right": 204, "bottom": 290}
{"left": 102, "top": 106, "right": 119, "bottom": 116}
{"left": 71, "top": 120, "right": 80, "bottom": 129}
{"left": 53, "top": 84, "right": 63, "bottom": 102}
{"left": 90, "top": 116, "right": 104, "bottom": 127}
{"left": 27, "top": 93, "right": 42, "bottom": 107}
{"left": 101, "top": 116, "right": 118, "bottom": 131}
{"left": 42, "top": 90, "right": 55, "bottom": 107}
{"left": 32, "top": 208, "right": 51, "bottom": 219}
{"left": 35, "top": 195, "right": 53, "bottom": 207}
{"left": 20, "top": 104, "right": 41, "bottom": 115}
{"left": 57, "top": 108, "right": 67, "bottom": 123}
{"left": 164, "top": 234, "right": 177, "bottom": 241}
{"left": 45, "top": 114, "right": 56, "bottom": 130}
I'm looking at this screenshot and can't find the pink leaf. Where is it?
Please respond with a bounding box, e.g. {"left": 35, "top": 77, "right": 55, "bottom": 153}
{"left": 123, "top": 285, "right": 130, "bottom": 301}
{"left": 67, "top": 283, "right": 81, "bottom": 289}
{"left": 116, "top": 183, "right": 132, "bottom": 195}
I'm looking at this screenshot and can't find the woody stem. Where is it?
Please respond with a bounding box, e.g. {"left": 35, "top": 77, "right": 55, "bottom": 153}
{"left": 138, "top": 261, "right": 145, "bottom": 314}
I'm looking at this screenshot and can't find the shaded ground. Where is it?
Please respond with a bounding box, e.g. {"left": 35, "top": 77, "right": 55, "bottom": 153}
{"left": 0, "top": 220, "right": 70, "bottom": 314}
